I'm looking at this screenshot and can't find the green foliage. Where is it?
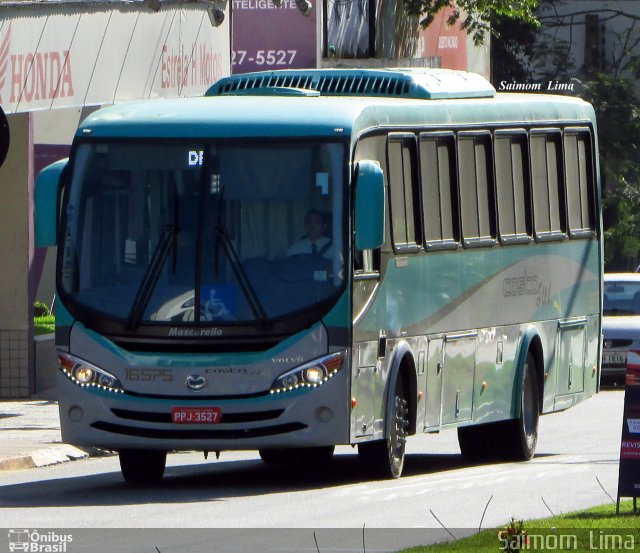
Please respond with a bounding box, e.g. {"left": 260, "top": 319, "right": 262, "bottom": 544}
{"left": 34, "top": 315, "right": 55, "bottom": 336}
{"left": 33, "top": 301, "right": 50, "bottom": 318}
{"left": 580, "top": 74, "right": 640, "bottom": 190}
{"left": 490, "top": 0, "right": 574, "bottom": 85}
{"left": 490, "top": 14, "right": 539, "bottom": 83}
{"left": 489, "top": 0, "right": 640, "bottom": 270}
{"left": 34, "top": 301, "right": 54, "bottom": 335}
{"left": 579, "top": 73, "right": 640, "bottom": 269}
{"left": 400, "top": 501, "right": 640, "bottom": 552}
{"left": 407, "top": 0, "right": 639, "bottom": 267}
{"left": 402, "top": 0, "right": 539, "bottom": 45}
{"left": 602, "top": 188, "right": 640, "bottom": 269}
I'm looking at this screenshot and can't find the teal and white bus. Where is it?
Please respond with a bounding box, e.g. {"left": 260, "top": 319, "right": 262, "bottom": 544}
{"left": 35, "top": 68, "right": 602, "bottom": 483}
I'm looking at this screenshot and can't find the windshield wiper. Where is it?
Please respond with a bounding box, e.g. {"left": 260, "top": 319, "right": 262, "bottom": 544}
{"left": 215, "top": 224, "right": 269, "bottom": 326}
{"left": 126, "top": 224, "right": 179, "bottom": 331}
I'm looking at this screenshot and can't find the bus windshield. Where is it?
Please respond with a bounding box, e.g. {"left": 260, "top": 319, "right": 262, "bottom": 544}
{"left": 61, "top": 140, "right": 346, "bottom": 327}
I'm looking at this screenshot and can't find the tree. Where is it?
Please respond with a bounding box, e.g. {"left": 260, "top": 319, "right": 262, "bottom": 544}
{"left": 490, "top": 0, "right": 574, "bottom": 85}
{"left": 403, "top": 0, "right": 640, "bottom": 268}
{"left": 580, "top": 73, "right": 640, "bottom": 270}
{"left": 402, "top": 0, "right": 539, "bottom": 45}
{"left": 489, "top": 2, "right": 640, "bottom": 269}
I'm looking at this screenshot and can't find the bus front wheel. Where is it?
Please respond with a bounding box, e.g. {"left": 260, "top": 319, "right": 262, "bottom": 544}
{"left": 358, "top": 377, "right": 409, "bottom": 479}
{"left": 119, "top": 449, "right": 167, "bottom": 483}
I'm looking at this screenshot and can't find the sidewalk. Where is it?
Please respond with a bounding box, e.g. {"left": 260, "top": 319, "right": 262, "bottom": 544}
{"left": 0, "top": 390, "right": 109, "bottom": 472}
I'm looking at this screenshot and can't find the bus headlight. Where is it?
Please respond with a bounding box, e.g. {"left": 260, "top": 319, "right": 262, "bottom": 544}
{"left": 270, "top": 351, "right": 346, "bottom": 394}
{"left": 58, "top": 352, "right": 125, "bottom": 394}
{"left": 75, "top": 365, "right": 94, "bottom": 383}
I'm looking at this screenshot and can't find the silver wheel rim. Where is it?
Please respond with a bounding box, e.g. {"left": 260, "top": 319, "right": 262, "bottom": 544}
{"left": 388, "top": 393, "right": 408, "bottom": 475}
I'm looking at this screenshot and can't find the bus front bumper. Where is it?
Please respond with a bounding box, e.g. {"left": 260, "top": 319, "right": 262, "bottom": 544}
{"left": 56, "top": 369, "right": 351, "bottom": 452}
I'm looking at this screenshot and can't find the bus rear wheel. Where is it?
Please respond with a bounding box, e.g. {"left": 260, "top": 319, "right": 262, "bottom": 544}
{"left": 458, "top": 352, "right": 540, "bottom": 462}
{"left": 119, "top": 449, "right": 167, "bottom": 483}
{"left": 358, "top": 377, "right": 408, "bottom": 479}
{"left": 498, "top": 352, "right": 540, "bottom": 461}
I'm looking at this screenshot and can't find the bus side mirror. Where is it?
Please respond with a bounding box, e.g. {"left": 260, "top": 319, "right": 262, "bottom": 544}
{"left": 355, "top": 160, "right": 385, "bottom": 251}
{"left": 35, "top": 159, "right": 68, "bottom": 247}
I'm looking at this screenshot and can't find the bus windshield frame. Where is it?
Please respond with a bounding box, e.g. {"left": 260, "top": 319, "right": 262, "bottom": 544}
{"left": 57, "top": 137, "right": 349, "bottom": 341}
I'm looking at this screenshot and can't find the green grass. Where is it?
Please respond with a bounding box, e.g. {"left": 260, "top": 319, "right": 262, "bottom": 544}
{"left": 34, "top": 315, "right": 55, "bottom": 336}
{"left": 402, "top": 502, "right": 640, "bottom": 552}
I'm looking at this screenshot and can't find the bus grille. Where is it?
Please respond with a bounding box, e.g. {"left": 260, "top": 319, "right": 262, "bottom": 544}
{"left": 92, "top": 421, "right": 306, "bottom": 440}
{"left": 111, "top": 408, "right": 284, "bottom": 424}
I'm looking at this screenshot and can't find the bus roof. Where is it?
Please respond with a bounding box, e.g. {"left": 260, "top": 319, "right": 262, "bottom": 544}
{"left": 77, "top": 70, "right": 596, "bottom": 140}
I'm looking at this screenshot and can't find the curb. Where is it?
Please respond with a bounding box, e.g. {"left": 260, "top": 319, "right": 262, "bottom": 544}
{"left": 0, "top": 445, "right": 114, "bottom": 472}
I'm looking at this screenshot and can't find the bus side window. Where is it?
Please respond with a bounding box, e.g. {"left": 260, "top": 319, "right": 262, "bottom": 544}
{"left": 564, "top": 128, "right": 596, "bottom": 237}
{"left": 419, "top": 132, "right": 459, "bottom": 250}
{"left": 457, "top": 131, "right": 496, "bottom": 246}
{"left": 494, "top": 130, "right": 531, "bottom": 244}
{"left": 531, "top": 129, "right": 565, "bottom": 240}
{"left": 387, "top": 133, "right": 421, "bottom": 252}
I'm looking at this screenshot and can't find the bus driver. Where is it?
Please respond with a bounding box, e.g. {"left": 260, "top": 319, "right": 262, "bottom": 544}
{"left": 287, "top": 209, "right": 335, "bottom": 259}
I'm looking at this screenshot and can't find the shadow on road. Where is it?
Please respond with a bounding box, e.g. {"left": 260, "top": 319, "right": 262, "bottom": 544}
{"left": 0, "top": 451, "right": 510, "bottom": 508}
{"left": 0, "top": 445, "right": 569, "bottom": 510}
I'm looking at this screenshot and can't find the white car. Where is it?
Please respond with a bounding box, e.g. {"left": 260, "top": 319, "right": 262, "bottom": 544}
{"left": 602, "top": 273, "right": 640, "bottom": 382}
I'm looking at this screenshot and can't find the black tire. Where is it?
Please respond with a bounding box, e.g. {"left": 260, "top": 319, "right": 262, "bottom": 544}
{"left": 499, "top": 351, "right": 540, "bottom": 460}
{"left": 119, "top": 449, "right": 167, "bottom": 483}
{"left": 259, "top": 446, "right": 335, "bottom": 466}
{"left": 358, "top": 377, "right": 409, "bottom": 479}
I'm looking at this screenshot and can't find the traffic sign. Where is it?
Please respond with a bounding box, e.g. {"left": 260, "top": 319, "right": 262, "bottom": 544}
{"left": 616, "top": 364, "right": 640, "bottom": 513}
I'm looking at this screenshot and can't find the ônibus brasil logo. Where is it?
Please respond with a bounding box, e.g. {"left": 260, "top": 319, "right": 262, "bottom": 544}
{"left": 7, "top": 530, "right": 73, "bottom": 553}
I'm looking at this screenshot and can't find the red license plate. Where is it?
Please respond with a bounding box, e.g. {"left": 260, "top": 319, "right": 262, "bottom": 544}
{"left": 171, "top": 406, "right": 222, "bottom": 424}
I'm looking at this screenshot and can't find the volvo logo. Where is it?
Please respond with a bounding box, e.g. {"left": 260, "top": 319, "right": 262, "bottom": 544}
{"left": 185, "top": 374, "right": 208, "bottom": 392}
